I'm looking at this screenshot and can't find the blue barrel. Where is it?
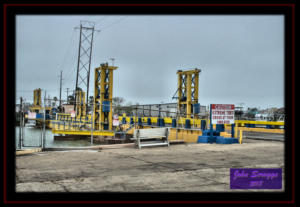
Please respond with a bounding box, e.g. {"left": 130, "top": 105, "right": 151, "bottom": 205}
{"left": 201, "top": 120, "right": 206, "bottom": 130}
{"left": 147, "top": 117, "right": 151, "bottom": 125}
{"left": 36, "top": 113, "right": 43, "bottom": 119}
{"left": 193, "top": 103, "right": 200, "bottom": 114}
{"left": 231, "top": 123, "right": 235, "bottom": 138}
{"left": 185, "top": 119, "right": 191, "bottom": 129}
{"left": 203, "top": 129, "right": 219, "bottom": 136}
{"left": 246, "top": 124, "right": 255, "bottom": 128}
{"left": 138, "top": 117, "right": 142, "bottom": 125}
{"left": 102, "top": 101, "right": 110, "bottom": 112}
{"left": 160, "top": 118, "right": 165, "bottom": 127}
{"left": 172, "top": 119, "right": 177, "bottom": 128}
{"left": 198, "top": 135, "right": 217, "bottom": 143}
{"left": 130, "top": 117, "right": 134, "bottom": 125}
{"left": 157, "top": 118, "right": 161, "bottom": 126}
{"left": 103, "top": 124, "right": 109, "bottom": 130}
{"left": 216, "top": 124, "right": 225, "bottom": 132}
{"left": 122, "top": 117, "right": 126, "bottom": 124}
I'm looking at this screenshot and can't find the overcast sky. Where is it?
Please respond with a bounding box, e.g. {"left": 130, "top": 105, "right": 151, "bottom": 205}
{"left": 16, "top": 15, "right": 284, "bottom": 109}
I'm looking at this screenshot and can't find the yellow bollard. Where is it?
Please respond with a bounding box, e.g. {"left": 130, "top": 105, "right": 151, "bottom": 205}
{"left": 235, "top": 125, "right": 238, "bottom": 138}
{"left": 239, "top": 130, "right": 243, "bottom": 144}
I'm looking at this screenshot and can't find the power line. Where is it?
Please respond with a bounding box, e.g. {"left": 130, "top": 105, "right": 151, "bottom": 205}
{"left": 62, "top": 30, "right": 85, "bottom": 88}
{"left": 17, "top": 89, "right": 60, "bottom": 92}
{"left": 57, "top": 29, "right": 76, "bottom": 73}
{"left": 65, "top": 88, "right": 70, "bottom": 104}
{"left": 95, "top": 16, "right": 110, "bottom": 25}
{"left": 64, "top": 17, "right": 127, "bottom": 88}
{"left": 61, "top": 31, "right": 79, "bottom": 86}
{"left": 93, "top": 16, "right": 128, "bottom": 42}
{"left": 62, "top": 50, "right": 78, "bottom": 86}
{"left": 101, "top": 16, "right": 128, "bottom": 31}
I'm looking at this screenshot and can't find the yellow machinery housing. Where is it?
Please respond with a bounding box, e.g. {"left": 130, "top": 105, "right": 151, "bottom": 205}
{"left": 29, "top": 88, "right": 53, "bottom": 128}
{"left": 33, "top": 88, "right": 42, "bottom": 107}
{"left": 94, "top": 63, "right": 118, "bottom": 131}
{"left": 51, "top": 63, "right": 117, "bottom": 136}
{"left": 176, "top": 69, "right": 201, "bottom": 118}
{"left": 50, "top": 63, "right": 284, "bottom": 141}
{"left": 30, "top": 88, "right": 42, "bottom": 113}
{"left": 75, "top": 90, "right": 86, "bottom": 118}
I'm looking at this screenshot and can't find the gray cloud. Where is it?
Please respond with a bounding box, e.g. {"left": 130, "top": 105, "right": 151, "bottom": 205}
{"left": 16, "top": 15, "right": 284, "bottom": 109}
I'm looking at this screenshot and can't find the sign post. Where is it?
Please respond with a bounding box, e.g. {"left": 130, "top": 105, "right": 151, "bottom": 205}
{"left": 91, "top": 104, "right": 94, "bottom": 146}
{"left": 210, "top": 104, "right": 213, "bottom": 138}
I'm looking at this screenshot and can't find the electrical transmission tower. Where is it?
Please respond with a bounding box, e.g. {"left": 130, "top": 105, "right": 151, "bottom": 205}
{"left": 74, "top": 20, "right": 100, "bottom": 113}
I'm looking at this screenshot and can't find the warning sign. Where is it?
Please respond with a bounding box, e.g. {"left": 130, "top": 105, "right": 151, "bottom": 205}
{"left": 211, "top": 104, "right": 235, "bottom": 124}
{"left": 113, "top": 114, "right": 119, "bottom": 126}
{"left": 28, "top": 112, "right": 36, "bottom": 119}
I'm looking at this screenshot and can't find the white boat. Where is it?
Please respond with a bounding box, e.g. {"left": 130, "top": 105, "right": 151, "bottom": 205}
{"left": 25, "top": 119, "right": 36, "bottom": 128}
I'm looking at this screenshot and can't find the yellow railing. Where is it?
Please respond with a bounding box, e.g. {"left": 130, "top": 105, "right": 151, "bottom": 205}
{"left": 51, "top": 121, "right": 92, "bottom": 131}
{"left": 117, "top": 116, "right": 284, "bottom": 127}
{"left": 235, "top": 120, "right": 284, "bottom": 126}
{"left": 55, "top": 113, "right": 284, "bottom": 127}
{"left": 50, "top": 114, "right": 284, "bottom": 137}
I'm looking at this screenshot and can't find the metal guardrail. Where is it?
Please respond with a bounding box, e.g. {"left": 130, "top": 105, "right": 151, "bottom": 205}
{"left": 51, "top": 113, "right": 284, "bottom": 137}
{"left": 54, "top": 113, "right": 284, "bottom": 127}
{"left": 51, "top": 120, "right": 92, "bottom": 131}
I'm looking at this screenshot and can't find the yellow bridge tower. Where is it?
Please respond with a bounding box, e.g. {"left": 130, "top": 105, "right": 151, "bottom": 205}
{"left": 176, "top": 69, "right": 201, "bottom": 118}
{"left": 33, "top": 88, "right": 42, "bottom": 107}
{"left": 94, "top": 63, "right": 118, "bottom": 131}
{"left": 75, "top": 90, "right": 86, "bottom": 118}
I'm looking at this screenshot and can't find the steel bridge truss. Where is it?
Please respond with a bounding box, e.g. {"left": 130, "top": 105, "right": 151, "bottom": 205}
{"left": 75, "top": 21, "right": 95, "bottom": 113}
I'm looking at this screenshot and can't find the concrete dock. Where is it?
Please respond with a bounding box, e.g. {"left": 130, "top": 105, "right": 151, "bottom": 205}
{"left": 16, "top": 138, "right": 284, "bottom": 192}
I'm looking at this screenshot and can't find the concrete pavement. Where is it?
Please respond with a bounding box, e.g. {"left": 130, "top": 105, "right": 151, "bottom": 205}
{"left": 16, "top": 138, "right": 284, "bottom": 192}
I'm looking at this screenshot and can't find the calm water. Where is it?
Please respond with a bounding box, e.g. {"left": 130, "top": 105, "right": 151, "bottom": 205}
{"left": 15, "top": 126, "right": 93, "bottom": 149}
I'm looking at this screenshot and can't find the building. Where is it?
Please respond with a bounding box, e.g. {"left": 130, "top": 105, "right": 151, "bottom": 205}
{"left": 117, "top": 103, "right": 207, "bottom": 118}
{"left": 62, "top": 104, "right": 75, "bottom": 114}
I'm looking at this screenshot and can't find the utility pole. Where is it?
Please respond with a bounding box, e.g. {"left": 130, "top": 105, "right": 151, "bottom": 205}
{"left": 91, "top": 102, "right": 94, "bottom": 146}
{"left": 65, "top": 88, "right": 70, "bottom": 104}
{"left": 110, "top": 58, "right": 115, "bottom": 66}
{"left": 158, "top": 104, "right": 161, "bottom": 118}
{"left": 59, "top": 70, "right": 63, "bottom": 107}
{"left": 42, "top": 91, "right": 46, "bottom": 149}
{"left": 19, "top": 97, "right": 23, "bottom": 149}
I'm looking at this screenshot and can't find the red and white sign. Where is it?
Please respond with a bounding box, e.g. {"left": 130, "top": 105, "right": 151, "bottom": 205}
{"left": 28, "top": 112, "right": 36, "bottom": 119}
{"left": 70, "top": 110, "right": 76, "bottom": 118}
{"left": 211, "top": 104, "right": 235, "bottom": 124}
{"left": 113, "top": 114, "right": 119, "bottom": 126}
